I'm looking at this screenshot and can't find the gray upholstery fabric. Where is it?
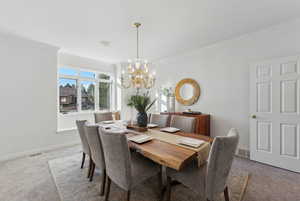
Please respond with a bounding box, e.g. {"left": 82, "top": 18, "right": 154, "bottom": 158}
{"left": 167, "top": 128, "right": 239, "bottom": 201}
{"left": 84, "top": 124, "right": 105, "bottom": 172}
{"left": 94, "top": 112, "right": 113, "bottom": 123}
{"left": 170, "top": 115, "right": 196, "bottom": 133}
{"left": 99, "top": 128, "right": 160, "bottom": 191}
{"left": 149, "top": 114, "right": 169, "bottom": 127}
{"left": 206, "top": 128, "right": 239, "bottom": 201}
{"left": 75, "top": 120, "right": 90, "bottom": 156}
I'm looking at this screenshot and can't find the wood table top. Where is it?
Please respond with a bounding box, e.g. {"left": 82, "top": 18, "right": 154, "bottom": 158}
{"left": 127, "top": 128, "right": 213, "bottom": 170}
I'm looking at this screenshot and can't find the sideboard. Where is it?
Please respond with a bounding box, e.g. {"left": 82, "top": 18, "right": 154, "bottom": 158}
{"left": 160, "top": 112, "right": 211, "bottom": 136}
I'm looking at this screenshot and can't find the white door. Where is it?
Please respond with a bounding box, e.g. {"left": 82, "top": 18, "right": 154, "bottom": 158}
{"left": 250, "top": 55, "right": 300, "bottom": 173}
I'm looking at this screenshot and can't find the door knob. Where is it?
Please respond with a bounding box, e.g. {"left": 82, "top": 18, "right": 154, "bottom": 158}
{"left": 251, "top": 115, "right": 257, "bottom": 119}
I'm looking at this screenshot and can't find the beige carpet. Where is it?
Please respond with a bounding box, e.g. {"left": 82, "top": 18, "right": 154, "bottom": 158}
{"left": 49, "top": 154, "right": 249, "bottom": 201}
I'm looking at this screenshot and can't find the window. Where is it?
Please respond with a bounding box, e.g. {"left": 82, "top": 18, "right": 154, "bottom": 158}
{"left": 58, "top": 67, "right": 113, "bottom": 114}
{"left": 59, "top": 78, "right": 77, "bottom": 113}
{"left": 99, "top": 82, "right": 111, "bottom": 110}
{"left": 81, "top": 81, "right": 95, "bottom": 111}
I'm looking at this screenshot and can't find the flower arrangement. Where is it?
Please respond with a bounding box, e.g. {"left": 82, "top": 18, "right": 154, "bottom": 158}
{"left": 161, "top": 87, "right": 175, "bottom": 97}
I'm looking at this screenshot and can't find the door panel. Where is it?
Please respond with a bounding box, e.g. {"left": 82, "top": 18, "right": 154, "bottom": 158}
{"left": 280, "top": 80, "right": 298, "bottom": 114}
{"left": 257, "top": 121, "right": 272, "bottom": 152}
{"left": 257, "top": 82, "right": 272, "bottom": 113}
{"left": 250, "top": 55, "right": 300, "bottom": 173}
{"left": 280, "top": 124, "right": 298, "bottom": 158}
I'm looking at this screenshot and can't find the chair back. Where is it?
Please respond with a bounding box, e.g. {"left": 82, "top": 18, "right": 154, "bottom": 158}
{"left": 84, "top": 124, "right": 106, "bottom": 171}
{"left": 99, "top": 128, "right": 132, "bottom": 190}
{"left": 76, "top": 120, "right": 90, "bottom": 155}
{"left": 149, "top": 114, "right": 169, "bottom": 127}
{"left": 94, "top": 112, "right": 113, "bottom": 123}
{"left": 170, "top": 115, "right": 196, "bottom": 133}
{"left": 206, "top": 128, "right": 239, "bottom": 201}
{"left": 113, "top": 111, "right": 121, "bottom": 120}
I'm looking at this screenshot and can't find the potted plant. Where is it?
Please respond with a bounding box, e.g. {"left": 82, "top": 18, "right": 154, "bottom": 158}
{"left": 127, "top": 92, "right": 156, "bottom": 127}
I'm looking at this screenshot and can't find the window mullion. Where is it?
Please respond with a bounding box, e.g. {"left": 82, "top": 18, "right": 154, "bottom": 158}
{"left": 95, "top": 82, "right": 99, "bottom": 111}
{"left": 77, "top": 79, "right": 82, "bottom": 112}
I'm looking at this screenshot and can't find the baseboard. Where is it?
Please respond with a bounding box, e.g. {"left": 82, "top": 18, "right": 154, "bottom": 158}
{"left": 0, "top": 141, "right": 81, "bottom": 163}
{"left": 237, "top": 148, "right": 250, "bottom": 159}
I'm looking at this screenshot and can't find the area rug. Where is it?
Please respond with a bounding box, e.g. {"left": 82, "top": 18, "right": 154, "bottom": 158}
{"left": 49, "top": 154, "right": 250, "bottom": 201}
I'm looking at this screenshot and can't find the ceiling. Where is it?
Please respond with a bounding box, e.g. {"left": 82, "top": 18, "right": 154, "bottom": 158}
{"left": 0, "top": 0, "right": 300, "bottom": 63}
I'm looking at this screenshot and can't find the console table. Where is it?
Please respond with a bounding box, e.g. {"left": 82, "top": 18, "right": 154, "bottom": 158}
{"left": 160, "top": 112, "right": 211, "bottom": 136}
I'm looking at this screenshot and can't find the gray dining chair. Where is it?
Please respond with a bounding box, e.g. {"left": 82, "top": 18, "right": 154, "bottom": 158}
{"left": 165, "top": 128, "right": 239, "bottom": 201}
{"left": 76, "top": 120, "right": 93, "bottom": 178}
{"left": 113, "top": 111, "right": 121, "bottom": 120}
{"left": 99, "top": 128, "right": 161, "bottom": 201}
{"left": 170, "top": 115, "right": 196, "bottom": 133}
{"left": 149, "top": 114, "right": 169, "bottom": 127}
{"left": 94, "top": 112, "right": 113, "bottom": 123}
{"left": 84, "top": 124, "right": 106, "bottom": 196}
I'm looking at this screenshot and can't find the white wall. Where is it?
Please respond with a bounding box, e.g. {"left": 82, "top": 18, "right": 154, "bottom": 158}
{"left": 0, "top": 32, "right": 80, "bottom": 161}
{"left": 57, "top": 52, "right": 117, "bottom": 131}
{"left": 151, "top": 18, "right": 300, "bottom": 150}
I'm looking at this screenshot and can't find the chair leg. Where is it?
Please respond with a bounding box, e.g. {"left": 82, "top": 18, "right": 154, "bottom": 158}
{"left": 158, "top": 167, "right": 163, "bottom": 199}
{"left": 87, "top": 158, "right": 93, "bottom": 178}
{"left": 166, "top": 176, "right": 172, "bottom": 201}
{"left": 100, "top": 170, "right": 106, "bottom": 196}
{"left": 81, "top": 152, "right": 86, "bottom": 169}
{"left": 125, "top": 190, "right": 130, "bottom": 201}
{"left": 224, "top": 186, "right": 230, "bottom": 201}
{"left": 104, "top": 176, "right": 111, "bottom": 201}
{"left": 89, "top": 162, "right": 95, "bottom": 182}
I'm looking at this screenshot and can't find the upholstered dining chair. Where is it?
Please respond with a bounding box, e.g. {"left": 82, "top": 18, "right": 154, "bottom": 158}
{"left": 170, "top": 115, "right": 196, "bottom": 133}
{"left": 113, "top": 111, "right": 121, "bottom": 120}
{"left": 94, "top": 112, "right": 113, "bottom": 123}
{"left": 149, "top": 114, "right": 169, "bottom": 127}
{"left": 165, "top": 128, "right": 239, "bottom": 201}
{"left": 84, "top": 124, "right": 106, "bottom": 196}
{"left": 99, "top": 128, "right": 161, "bottom": 201}
{"left": 76, "top": 120, "right": 92, "bottom": 177}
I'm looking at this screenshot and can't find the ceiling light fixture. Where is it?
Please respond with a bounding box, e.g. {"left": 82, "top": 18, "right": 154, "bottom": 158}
{"left": 121, "top": 22, "right": 155, "bottom": 89}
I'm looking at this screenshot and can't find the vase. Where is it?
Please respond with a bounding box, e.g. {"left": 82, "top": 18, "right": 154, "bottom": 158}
{"left": 137, "top": 112, "right": 148, "bottom": 127}
{"left": 167, "top": 96, "right": 176, "bottom": 112}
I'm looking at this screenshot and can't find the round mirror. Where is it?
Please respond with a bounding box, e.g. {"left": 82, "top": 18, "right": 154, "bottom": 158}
{"left": 180, "top": 83, "right": 194, "bottom": 100}
{"left": 175, "top": 79, "right": 200, "bottom": 106}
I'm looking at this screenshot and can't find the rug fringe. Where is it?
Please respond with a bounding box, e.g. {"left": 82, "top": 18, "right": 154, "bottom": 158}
{"left": 238, "top": 173, "right": 251, "bottom": 201}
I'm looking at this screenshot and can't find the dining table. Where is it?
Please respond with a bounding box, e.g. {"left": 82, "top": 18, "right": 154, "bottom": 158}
{"left": 99, "top": 121, "right": 213, "bottom": 171}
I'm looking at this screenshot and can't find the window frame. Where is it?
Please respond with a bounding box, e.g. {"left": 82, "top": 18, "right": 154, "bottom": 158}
{"left": 58, "top": 66, "right": 114, "bottom": 115}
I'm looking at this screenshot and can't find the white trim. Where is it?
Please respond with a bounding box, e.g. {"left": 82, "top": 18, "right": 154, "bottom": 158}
{"left": 56, "top": 127, "right": 77, "bottom": 134}
{"left": 0, "top": 141, "right": 81, "bottom": 163}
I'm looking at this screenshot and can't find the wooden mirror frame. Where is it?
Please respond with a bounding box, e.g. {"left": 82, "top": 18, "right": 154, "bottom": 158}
{"left": 175, "top": 78, "right": 200, "bottom": 106}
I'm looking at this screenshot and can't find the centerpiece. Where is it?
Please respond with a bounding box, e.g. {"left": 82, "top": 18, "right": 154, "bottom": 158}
{"left": 127, "top": 92, "right": 156, "bottom": 127}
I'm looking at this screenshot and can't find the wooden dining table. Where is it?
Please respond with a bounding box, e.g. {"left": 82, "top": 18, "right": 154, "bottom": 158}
{"left": 126, "top": 128, "right": 213, "bottom": 171}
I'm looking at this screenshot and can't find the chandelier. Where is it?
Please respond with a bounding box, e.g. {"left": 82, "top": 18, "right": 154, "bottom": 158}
{"left": 121, "top": 22, "right": 156, "bottom": 89}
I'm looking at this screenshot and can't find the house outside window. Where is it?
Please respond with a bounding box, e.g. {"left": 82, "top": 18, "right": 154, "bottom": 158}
{"left": 58, "top": 67, "right": 113, "bottom": 114}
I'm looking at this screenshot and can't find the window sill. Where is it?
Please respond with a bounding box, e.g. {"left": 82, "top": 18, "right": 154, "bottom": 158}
{"left": 56, "top": 127, "right": 77, "bottom": 134}
{"left": 59, "top": 110, "right": 109, "bottom": 117}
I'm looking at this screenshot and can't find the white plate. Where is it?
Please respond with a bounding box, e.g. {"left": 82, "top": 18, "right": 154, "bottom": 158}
{"left": 160, "top": 127, "right": 181, "bottom": 133}
{"left": 102, "top": 120, "right": 114, "bottom": 124}
{"left": 147, "top": 123, "right": 158, "bottom": 128}
{"left": 178, "top": 137, "right": 205, "bottom": 148}
{"left": 128, "top": 135, "right": 153, "bottom": 144}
